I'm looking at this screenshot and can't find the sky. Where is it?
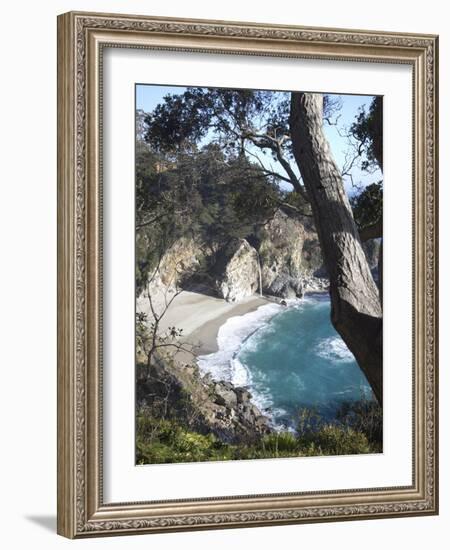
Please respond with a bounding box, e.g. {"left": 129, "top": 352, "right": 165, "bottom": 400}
{"left": 136, "top": 84, "right": 382, "bottom": 196}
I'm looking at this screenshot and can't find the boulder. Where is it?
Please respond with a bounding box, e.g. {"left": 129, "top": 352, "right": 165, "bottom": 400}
{"left": 214, "top": 382, "right": 238, "bottom": 408}
{"left": 213, "top": 238, "right": 260, "bottom": 302}
{"left": 137, "top": 359, "right": 272, "bottom": 445}
{"left": 267, "top": 274, "right": 304, "bottom": 299}
{"left": 234, "top": 387, "right": 252, "bottom": 404}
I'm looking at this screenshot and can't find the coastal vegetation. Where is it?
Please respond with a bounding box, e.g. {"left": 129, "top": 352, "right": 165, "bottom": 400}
{"left": 136, "top": 401, "right": 382, "bottom": 464}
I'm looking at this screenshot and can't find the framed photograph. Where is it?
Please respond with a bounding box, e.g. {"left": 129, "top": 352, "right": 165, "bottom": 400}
{"left": 57, "top": 11, "right": 439, "bottom": 538}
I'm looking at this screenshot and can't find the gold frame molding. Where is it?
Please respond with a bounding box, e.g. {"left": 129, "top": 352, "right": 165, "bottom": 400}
{"left": 57, "top": 11, "right": 439, "bottom": 539}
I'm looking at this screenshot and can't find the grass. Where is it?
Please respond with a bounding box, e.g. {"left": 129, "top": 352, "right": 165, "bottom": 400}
{"left": 136, "top": 400, "right": 382, "bottom": 465}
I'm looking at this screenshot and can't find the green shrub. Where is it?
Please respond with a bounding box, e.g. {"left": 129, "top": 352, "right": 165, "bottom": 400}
{"left": 297, "top": 424, "right": 371, "bottom": 456}
{"left": 295, "top": 404, "right": 379, "bottom": 456}
{"left": 336, "top": 399, "right": 383, "bottom": 452}
{"left": 261, "top": 432, "right": 299, "bottom": 455}
{"left": 136, "top": 401, "right": 381, "bottom": 465}
{"left": 136, "top": 414, "right": 235, "bottom": 464}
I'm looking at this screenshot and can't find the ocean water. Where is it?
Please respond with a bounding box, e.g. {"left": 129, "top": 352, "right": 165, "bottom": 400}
{"left": 197, "top": 294, "right": 372, "bottom": 429}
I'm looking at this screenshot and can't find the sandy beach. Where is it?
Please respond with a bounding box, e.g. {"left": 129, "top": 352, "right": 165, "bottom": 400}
{"left": 137, "top": 290, "right": 268, "bottom": 358}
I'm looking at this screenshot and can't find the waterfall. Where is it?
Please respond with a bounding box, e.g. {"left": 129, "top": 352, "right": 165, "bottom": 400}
{"left": 256, "top": 250, "right": 263, "bottom": 297}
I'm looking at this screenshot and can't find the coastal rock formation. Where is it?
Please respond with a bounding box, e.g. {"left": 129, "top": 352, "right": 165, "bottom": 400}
{"left": 146, "top": 237, "right": 210, "bottom": 293}
{"left": 212, "top": 238, "right": 261, "bottom": 302}
{"left": 137, "top": 357, "right": 271, "bottom": 444}
{"left": 301, "top": 274, "right": 330, "bottom": 292}
{"left": 141, "top": 209, "right": 333, "bottom": 303}
{"left": 143, "top": 212, "right": 380, "bottom": 304}
{"left": 256, "top": 209, "right": 325, "bottom": 297}
{"left": 266, "top": 273, "right": 304, "bottom": 299}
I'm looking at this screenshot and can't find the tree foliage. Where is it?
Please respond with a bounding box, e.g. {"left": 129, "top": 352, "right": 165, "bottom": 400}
{"left": 347, "top": 97, "right": 383, "bottom": 236}
{"left": 144, "top": 88, "right": 309, "bottom": 197}
{"left": 136, "top": 108, "right": 282, "bottom": 293}
{"left": 350, "top": 181, "right": 383, "bottom": 230}
{"left": 349, "top": 96, "right": 383, "bottom": 171}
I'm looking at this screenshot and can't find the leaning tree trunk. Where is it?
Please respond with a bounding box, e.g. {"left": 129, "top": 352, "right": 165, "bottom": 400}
{"left": 290, "top": 92, "right": 383, "bottom": 405}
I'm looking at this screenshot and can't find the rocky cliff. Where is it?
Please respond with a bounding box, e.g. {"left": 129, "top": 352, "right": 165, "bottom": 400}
{"left": 143, "top": 209, "right": 383, "bottom": 306}
{"left": 136, "top": 356, "right": 272, "bottom": 444}
{"left": 255, "top": 209, "right": 326, "bottom": 297}
{"left": 145, "top": 236, "right": 210, "bottom": 293}
{"left": 212, "top": 238, "right": 261, "bottom": 302}
{"left": 146, "top": 209, "right": 329, "bottom": 302}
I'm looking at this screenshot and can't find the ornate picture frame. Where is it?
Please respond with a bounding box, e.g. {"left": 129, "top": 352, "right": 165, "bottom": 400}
{"left": 57, "top": 11, "right": 439, "bottom": 538}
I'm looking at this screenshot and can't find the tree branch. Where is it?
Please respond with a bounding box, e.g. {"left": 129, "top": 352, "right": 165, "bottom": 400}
{"left": 244, "top": 133, "right": 309, "bottom": 201}
{"left": 242, "top": 147, "right": 294, "bottom": 185}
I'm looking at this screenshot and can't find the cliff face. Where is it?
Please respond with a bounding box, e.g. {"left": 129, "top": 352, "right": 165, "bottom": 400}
{"left": 212, "top": 238, "right": 261, "bottom": 302}
{"left": 256, "top": 209, "right": 326, "bottom": 297}
{"left": 143, "top": 211, "right": 390, "bottom": 306}
{"left": 210, "top": 209, "right": 327, "bottom": 300}
{"left": 144, "top": 237, "right": 216, "bottom": 311}
{"left": 145, "top": 209, "right": 328, "bottom": 302}
{"left": 147, "top": 237, "right": 209, "bottom": 291}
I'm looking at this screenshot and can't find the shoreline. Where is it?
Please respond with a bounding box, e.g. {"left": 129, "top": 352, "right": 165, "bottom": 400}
{"left": 137, "top": 289, "right": 269, "bottom": 363}
{"left": 189, "top": 296, "right": 271, "bottom": 356}
{"left": 137, "top": 286, "right": 330, "bottom": 367}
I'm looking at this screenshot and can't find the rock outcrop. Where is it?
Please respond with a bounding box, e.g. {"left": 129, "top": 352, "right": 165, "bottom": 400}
{"left": 142, "top": 210, "right": 380, "bottom": 302}
{"left": 137, "top": 357, "right": 271, "bottom": 444}
{"left": 256, "top": 209, "right": 326, "bottom": 297}
{"left": 266, "top": 274, "right": 304, "bottom": 299}
{"left": 146, "top": 237, "right": 211, "bottom": 293}
{"left": 142, "top": 209, "right": 331, "bottom": 304}
{"left": 140, "top": 209, "right": 384, "bottom": 307}
{"left": 212, "top": 238, "right": 261, "bottom": 302}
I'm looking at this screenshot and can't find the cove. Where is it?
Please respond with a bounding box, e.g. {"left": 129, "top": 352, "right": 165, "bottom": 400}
{"left": 198, "top": 294, "right": 373, "bottom": 429}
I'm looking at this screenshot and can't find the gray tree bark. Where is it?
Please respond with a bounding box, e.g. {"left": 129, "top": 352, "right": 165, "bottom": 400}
{"left": 290, "top": 92, "right": 383, "bottom": 405}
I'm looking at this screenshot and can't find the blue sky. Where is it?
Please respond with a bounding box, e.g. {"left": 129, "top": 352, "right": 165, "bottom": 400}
{"left": 136, "top": 84, "right": 382, "bottom": 196}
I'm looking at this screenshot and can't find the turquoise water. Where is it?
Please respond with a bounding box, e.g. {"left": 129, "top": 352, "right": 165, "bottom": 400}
{"left": 198, "top": 293, "right": 372, "bottom": 429}
{"left": 236, "top": 294, "right": 372, "bottom": 427}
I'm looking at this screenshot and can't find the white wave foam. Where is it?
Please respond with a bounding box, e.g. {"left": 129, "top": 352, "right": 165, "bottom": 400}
{"left": 197, "top": 302, "right": 282, "bottom": 384}
{"left": 197, "top": 302, "right": 283, "bottom": 424}
{"left": 230, "top": 357, "right": 274, "bottom": 411}
{"left": 315, "top": 336, "right": 355, "bottom": 363}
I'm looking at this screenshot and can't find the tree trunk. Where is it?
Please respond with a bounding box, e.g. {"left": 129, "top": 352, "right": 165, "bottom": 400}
{"left": 290, "top": 92, "right": 383, "bottom": 405}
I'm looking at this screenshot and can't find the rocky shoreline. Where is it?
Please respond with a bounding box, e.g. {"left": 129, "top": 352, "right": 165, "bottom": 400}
{"left": 136, "top": 284, "right": 334, "bottom": 445}
{"left": 137, "top": 355, "right": 272, "bottom": 444}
